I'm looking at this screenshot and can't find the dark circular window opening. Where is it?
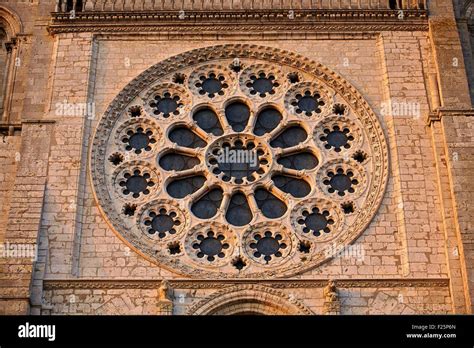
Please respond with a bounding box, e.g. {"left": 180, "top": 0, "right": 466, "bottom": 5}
{"left": 320, "top": 126, "right": 354, "bottom": 152}
{"left": 192, "top": 231, "right": 229, "bottom": 262}
{"left": 292, "top": 90, "right": 325, "bottom": 116}
{"left": 298, "top": 207, "right": 334, "bottom": 237}
{"left": 247, "top": 73, "right": 279, "bottom": 97}
{"left": 123, "top": 128, "right": 155, "bottom": 154}
{"left": 207, "top": 135, "right": 271, "bottom": 185}
{"left": 215, "top": 143, "right": 258, "bottom": 181}
{"left": 324, "top": 169, "right": 359, "bottom": 196}
{"left": 144, "top": 208, "right": 181, "bottom": 238}
{"left": 149, "top": 93, "right": 181, "bottom": 117}
{"left": 119, "top": 170, "right": 154, "bottom": 198}
{"left": 250, "top": 231, "right": 287, "bottom": 263}
{"left": 196, "top": 73, "right": 228, "bottom": 98}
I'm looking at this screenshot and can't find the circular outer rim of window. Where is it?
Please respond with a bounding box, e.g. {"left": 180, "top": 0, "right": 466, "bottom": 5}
{"left": 90, "top": 44, "right": 389, "bottom": 279}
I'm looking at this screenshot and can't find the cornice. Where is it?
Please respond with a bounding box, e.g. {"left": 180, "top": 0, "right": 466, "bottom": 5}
{"left": 43, "top": 278, "right": 450, "bottom": 290}
{"left": 48, "top": 9, "right": 428, "bottom": 34}
{"left": 425, "top": 108, "right": 474, "bottom": 125}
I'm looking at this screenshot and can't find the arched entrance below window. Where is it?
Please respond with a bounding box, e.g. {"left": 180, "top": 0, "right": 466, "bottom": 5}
{"left": 187, "top": 284, "right": 313, "bottom": 315}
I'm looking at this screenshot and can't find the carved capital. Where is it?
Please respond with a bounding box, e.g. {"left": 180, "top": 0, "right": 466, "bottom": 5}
{"left": 157, "top": 300, "right": 174, "bottom": 315}
{"left": 4, "top": 38, "right": 18, "bottom": 53}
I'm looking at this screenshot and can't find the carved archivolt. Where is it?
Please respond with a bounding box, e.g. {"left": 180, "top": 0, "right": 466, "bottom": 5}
{"left": 0, "top": 5, "right": 23, "bottom": 39}
{"left": 90, "top": 44, "right": 389, "bottom": 279}
{"left": 186, "top": 284, "right": 313, "bottom": 315}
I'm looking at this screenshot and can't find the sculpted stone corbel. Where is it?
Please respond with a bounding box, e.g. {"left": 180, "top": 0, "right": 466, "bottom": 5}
{"left": 323, "top": 279, "right": 341, "bottom": 315}
{"left": 323, "top": 279, "right": 338, "bottom": 302}
{"left": 157, "top": 280, "right": 174, "bottom": 315}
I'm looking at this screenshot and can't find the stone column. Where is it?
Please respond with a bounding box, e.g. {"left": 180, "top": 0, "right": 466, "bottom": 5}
{"left": 428, "top": 0, "right": 474, "bottom": 313}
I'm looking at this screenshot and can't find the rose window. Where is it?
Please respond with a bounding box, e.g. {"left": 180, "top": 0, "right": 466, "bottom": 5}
{"left": 91, "top": 45, "right": 388, "bottom": 279}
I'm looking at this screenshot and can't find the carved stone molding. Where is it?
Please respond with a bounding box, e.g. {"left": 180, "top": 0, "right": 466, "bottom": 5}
{"left": 75, "top": 0, "right": 426, "bottom": 12}
{"left": 48, "top": 10, "right": 428, "bottom": 34}
{"left": 0, "top": 5, "right": 23, "bottom": 39}
{"left": 43, "top": 278, "right": 450, "bottom": 290}
{"left": 425, "top": 108, "right": 474, "bottom": 125}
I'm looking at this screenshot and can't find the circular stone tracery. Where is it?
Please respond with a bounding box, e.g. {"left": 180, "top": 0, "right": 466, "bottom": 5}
{"left": 91, "top": 44, "right": 388, "bottom": 279}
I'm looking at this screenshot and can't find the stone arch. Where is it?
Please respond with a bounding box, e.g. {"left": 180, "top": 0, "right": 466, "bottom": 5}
{"left": 461, "top": 0, "right": 474, "bottom": 17}
{"left": 0, "top": 5, "right": 22, "bottom": 40}
{"left": 187, "top": 285, "right": 313, "bottom": 315}
{"left": 0, "top": 5, "right": 22, "bottom": 121}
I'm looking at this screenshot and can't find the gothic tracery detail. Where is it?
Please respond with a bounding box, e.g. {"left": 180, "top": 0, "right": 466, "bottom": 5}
{"left": 90, "top": 44, "right": 388, "bottom": 279}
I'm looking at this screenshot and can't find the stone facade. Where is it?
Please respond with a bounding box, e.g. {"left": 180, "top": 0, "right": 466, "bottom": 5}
{"left": 0, "top": 0, "right": 472, "bottom": 315}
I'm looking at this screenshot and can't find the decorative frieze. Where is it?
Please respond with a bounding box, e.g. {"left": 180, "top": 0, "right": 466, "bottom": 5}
{"left": 43, "top": 278, "right": 450, "bottom": 290}
{"left": 48, "top": 9, "right": 428, "bottom": 34}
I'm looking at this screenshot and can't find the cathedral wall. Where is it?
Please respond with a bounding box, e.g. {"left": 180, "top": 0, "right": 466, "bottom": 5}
{"left": 42, "top": 284, "right": 452, "bottom": 315}
{"left": 37, "top": 32, "right": 454, "bottom": 314}
{"left": 0, "top": 135, "right": 21, "bottom": 242}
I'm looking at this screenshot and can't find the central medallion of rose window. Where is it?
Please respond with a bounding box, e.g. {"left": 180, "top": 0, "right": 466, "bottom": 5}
{"left": 206, "top": 134, "right": 271, "bottom": 185}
